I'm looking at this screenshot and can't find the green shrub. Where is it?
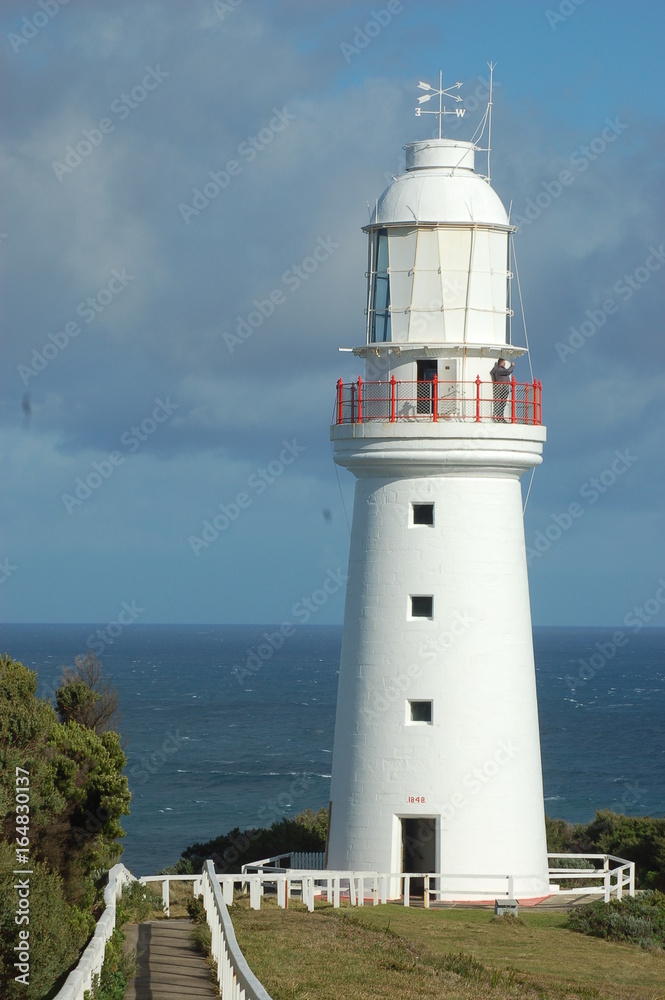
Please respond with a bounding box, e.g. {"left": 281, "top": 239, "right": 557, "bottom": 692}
{"left": 568, "top": 890, "right": 665, "bottom": 949}
{"left": 83, "top": 928, "right": 136, "bottom": 1000}
{"left": 116, "top": 880, "right": 163, "bottom": 924}
{"left": 190, "top": 921, "right": 212, "bottom": 957}
{"left": 546, "top": 810, "right": 665, "bottom": 891}
{"left": 0, "top": 654, "right": 130, "bottom": 999}
{"left": 186, "top": 895, "right": 207, "bottom": 923}
{"left": 179, "top": 807, "right": 328, "bottom": 874}
{"left": 0, "top": 841, "right": 93, "bottom": 1000}
{"left": 160, "top": 856, "right": 195, "bottom": 875}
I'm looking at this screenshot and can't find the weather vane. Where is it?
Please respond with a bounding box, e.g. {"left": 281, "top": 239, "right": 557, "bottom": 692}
{"left": 415, "top": 71, "right": 465, "bottom": 138}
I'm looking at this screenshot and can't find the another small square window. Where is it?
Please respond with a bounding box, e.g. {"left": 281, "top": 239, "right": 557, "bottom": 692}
{"left": 409, "top": 700, "right": 433, "bottom": 724}
{"left": 410, "top": 595, "right": 433, "bottom": 619}
{"left": 412, "top": 503, "right": 434, "bottom": 526}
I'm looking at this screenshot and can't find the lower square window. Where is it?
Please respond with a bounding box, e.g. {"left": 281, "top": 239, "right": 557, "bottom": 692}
{"left": 409, "top": 700, "right": 433, "bottom": 724}
{"left": 412, "top": 503, "right": 434, "bottom": 526}
{"left": 410, "top": 595, "right": 433, "bottom": 619}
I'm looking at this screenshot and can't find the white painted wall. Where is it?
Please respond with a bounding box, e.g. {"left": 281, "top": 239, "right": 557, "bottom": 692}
{"left": 327, "top": 422, "right": 550, "bottom": 898}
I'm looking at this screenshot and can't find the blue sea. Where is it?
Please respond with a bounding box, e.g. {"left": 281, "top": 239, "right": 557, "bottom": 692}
{"left": 2, "top": 624, "right": 664, "bottom": 876}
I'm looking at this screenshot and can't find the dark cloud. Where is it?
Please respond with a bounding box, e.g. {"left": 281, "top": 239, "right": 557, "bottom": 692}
{"left": 1, "top": 0, "right": 664, "bottom": 623}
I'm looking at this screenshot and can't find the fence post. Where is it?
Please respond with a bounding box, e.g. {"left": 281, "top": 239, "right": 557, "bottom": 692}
{"left": 390, "top": 375, "right": 396, "bottom": 422}
{"left": 336, "top": 378, "right": 343, "bottom": 424}
{"left": 538, "top": 380, "right": 543, "bottom": 424}
{"left": 510, "top": 376, "right": 516, "bottom": 423}
{"left": 432, "top": 374, "right": 438, "bottom": 422}
{"left": 350, "top": 381, "right": 356, "bottom": 423}
{"left": 532, "top": 379, "right": 538, "bottom": 425}
{"left": 357, "top": 377, "right": 363, "bottom": 423}
{"left": 424, "top": 875, "right": 430, "bottom": 908}
{"left": 162, "top": 879, "right": 170, "bottom": 918}
{"left": 403, "top": 875, "right": 410, "bottom": 907}
{"left": 475, "top": 376, "right": 481, "bottom": 422}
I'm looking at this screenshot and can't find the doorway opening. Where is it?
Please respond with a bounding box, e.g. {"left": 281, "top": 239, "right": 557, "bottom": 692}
{"left": 416, "top": 360, "right": 437, "bottom": 415}
{"left": 401, "top": 817, "right": 437, "bottom": 896}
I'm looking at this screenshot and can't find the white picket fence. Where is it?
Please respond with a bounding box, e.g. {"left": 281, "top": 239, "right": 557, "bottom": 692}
{"left": 241, "top": 850, "right": 325, "bottom": 874}
{"left": 202, "top": 860, "right": 272, "bottom": 999}
{"left": 51, "top": 851, "right": 636, "bottom": 1000}
{"left": 53, "top": 863, "right": 135, "bottom": 1000}
{"left": 547, "top": 853, "right": 635, "bottom": 902}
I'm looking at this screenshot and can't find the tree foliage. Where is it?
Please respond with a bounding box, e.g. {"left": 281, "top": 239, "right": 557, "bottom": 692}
{"left": 0, "top": 653, "right": 130, "bottom": 999}
{"left": 0, "top": 840, "right": 95, "bottom": 1000}
{"left": 56, "top": 652, "right": 121, "bottom": 734}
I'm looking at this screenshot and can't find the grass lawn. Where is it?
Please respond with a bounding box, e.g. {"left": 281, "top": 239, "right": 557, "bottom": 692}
{"left": 229, "top": 898, "right": 665, "bottom": 1000}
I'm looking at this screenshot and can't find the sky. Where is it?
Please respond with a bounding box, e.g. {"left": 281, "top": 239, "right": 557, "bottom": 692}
{"left": 1, "top": 0, "right": 664, "bottom": 627}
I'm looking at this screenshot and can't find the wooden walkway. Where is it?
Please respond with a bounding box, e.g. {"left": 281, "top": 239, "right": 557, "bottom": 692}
{"left": 124, "top": 919, "right": 218, "bottom": 999}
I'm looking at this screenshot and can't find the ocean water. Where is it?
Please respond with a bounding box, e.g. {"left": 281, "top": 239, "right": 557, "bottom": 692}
{"left": 2, "top": 624, "right": 664, "bottom": 876}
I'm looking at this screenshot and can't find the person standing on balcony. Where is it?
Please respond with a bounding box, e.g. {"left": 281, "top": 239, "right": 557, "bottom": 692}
{"left": 490, "top": 357, "right": 514, "bottom": 421}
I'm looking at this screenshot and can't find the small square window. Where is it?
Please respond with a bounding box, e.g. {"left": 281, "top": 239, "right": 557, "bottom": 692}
{"left": 410, "top": 595, "right": 433, "bottom": 619}
{"left": 412, "top": 503, "right": 434, "bottom": 526}
{"left": 409, "top": 700, "right": 433, "bottom": 724}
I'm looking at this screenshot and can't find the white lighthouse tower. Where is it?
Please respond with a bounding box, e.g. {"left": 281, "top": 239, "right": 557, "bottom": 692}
{"left": 326, "top": 76, "right": 550, "bottom": 900}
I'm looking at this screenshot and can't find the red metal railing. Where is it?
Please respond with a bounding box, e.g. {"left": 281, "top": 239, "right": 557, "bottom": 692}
{"left": 334, "top": 378, "right": 543, "bottom": 426}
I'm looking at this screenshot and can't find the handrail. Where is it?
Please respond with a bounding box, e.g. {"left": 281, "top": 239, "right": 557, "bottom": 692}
{"left": 54, "top": 863, "right": 135, "bottom": 1000}
{"left": 140, "top": 872, "right": 203, "bottom": 917}
{"left": 221, "top": 853, "right": 635, "bottom": 910}
{"left": 54, "top": 851, "right": 634, "bottom": 998}
{"left": 202, "top": 859, "right": 273, "bottom": 999}
{"left": 333, "top": 378, "right": 543, "bottom": 426}
{"left": 241, "top": 851, "right": 326, "bottom": 875}
{"left": 241, "top": 852, "right": 294, "bottom": 875}
{"left": 548, "top": 853, "right": 635, "bottom": 902}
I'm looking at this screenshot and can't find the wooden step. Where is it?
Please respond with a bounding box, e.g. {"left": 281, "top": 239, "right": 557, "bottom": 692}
{"left": 124, "top": 919, "right": 218, "bottom": 999}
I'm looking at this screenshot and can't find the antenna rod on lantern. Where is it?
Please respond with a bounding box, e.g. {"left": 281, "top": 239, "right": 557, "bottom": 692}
{"left": 487, "top": 61, "right": 495, "bottom": 184}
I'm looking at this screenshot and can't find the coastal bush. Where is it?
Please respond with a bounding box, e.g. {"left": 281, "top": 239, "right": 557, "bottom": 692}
{"left": 186, "top": 895, "right": 207, "bottom": 923}
{"left": 84, "top": 927, "right": 136, "bottom": 1000}
{"left": 176, "top": 807, "right": 665, "bottom": 887}
{"left": 176, "top": 806, "right": 328, "bottom": 874}
{"left": 568, "top": 891, "right": 665, "bottom": 948}
{"left": 0, "top": 653, "right": 130, "bottom": 999}
{"left": 0, "top": 840, "right": 94, "bottom": 1000}
{"left": 546, "top": 811, "right": 665, "bottom": 891}
{"left": 116, "top": 879, "right": 163, "bottom": 924}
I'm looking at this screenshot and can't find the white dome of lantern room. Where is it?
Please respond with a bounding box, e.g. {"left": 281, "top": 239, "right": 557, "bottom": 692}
{"left": 371, "top": 139, "right": 509, "bottom": 228}
{"left": 360, "top": 138, "right": 522, "bottom": 369}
